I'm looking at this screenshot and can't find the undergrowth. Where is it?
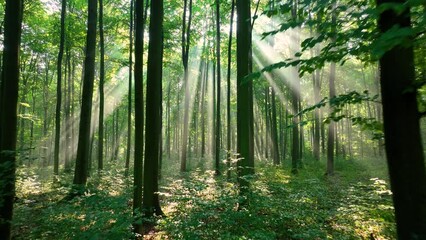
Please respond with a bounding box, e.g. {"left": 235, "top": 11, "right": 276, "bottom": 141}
{"left": 12, "top": 158, "right": 395, "bottom": 239}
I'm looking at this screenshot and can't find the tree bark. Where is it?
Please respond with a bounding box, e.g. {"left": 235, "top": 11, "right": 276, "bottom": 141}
{"left": 326, "top": 2, "right": 337, "bottom": 176}
{"left": 54, "top": 0, "right": 67, "bottom": 176}
{"left": 226, "top": 0, "right": 235, "bottom": 180}
{"left": 0, "top": 0, "right": 23, "bottom": 238}
{"left": 143, "top": 0, "right": 164, "bottom": 222}
{"left": 97, "top": 0, "right": 105, "bottom": 172}
{"left": 215, "top": 0, "right": 222, "bottom": 176}
{"left": 180, "top": 0, "right": 193, "bottom": 172}
{"left": 377, "top": 0, "right": 426, "bottom": 237}
{"left": 271, "top": 88, "right": 280, "bottom": 164}
{"left": 125, "top": 0, "right": 134, "bottom": 177}
{"left": 236, "top": 0, "right": 254, "bottom": 192}
{"left": 72, "top": 0, "right": 97, "bottom": 187}
{"left": 133, "top": 0, "right": 146, "bottom": 234}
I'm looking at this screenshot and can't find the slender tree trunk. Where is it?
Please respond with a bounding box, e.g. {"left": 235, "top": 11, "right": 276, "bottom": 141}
{"left": 133, "top": 0, "right": 146, "bottom": 234}
{"left": 226, "top": 0, "right": 235, "bottom": 179}
{"left": 180, "top": 0, "right": 193, "bottom": 172}
{"left": 64, "top": 47, "right": 72, "bottom": 171}
{"left": 166, "top": 80, "right": 172, "bottom": 158}
{"left": 326, "top": 3, "right": 337, "bottom": 176}
{"left": 54, "top": 0, "right": 67, "bottom": 176}
{"left": 377, "top": 0, "right": 426, "bottom": 237}
{"left": 271, "top": 88, "right": 279, "bottom": 164}
{"left": 72, "top": 0, "right": 97, "bottom": 187}
{"left": 143, "top": 0, "right": 164, "bottom": 222}
{"left": 265, "top": 87, "right": 270, "bottom": 159}
{"left": 201, "top": 61, "right": 208, "bottom": 157}
{"left": 114, "top": 108, "right": 120, "bottom": 160}
{"left": 0, "top": 0, "right": 23, "bottom": 238}
{"left": 97, "top": 0, "right": 105, "bottom": 172}
{"left": 125, "top": 0, "right": 134, "bottom": 177}
{"left": 290, "top": 0, "right": 300, "bottom": 174}
{"left": 215, "top": 0, "right": 221, "bottom": 176}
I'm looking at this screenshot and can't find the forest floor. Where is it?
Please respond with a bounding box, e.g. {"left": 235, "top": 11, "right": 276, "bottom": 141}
{"left": 12, "top": 157, "right": 396, "bottom": 239}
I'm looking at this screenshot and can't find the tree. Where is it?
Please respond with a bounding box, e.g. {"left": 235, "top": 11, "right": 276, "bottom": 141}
{"left": 271, "top": 88, "right": 279, "bottom": 165}
{"left": 133, "top": 0, "right": 145, "bottom": 233}
{"left": 289, "top": 0, "right": 301, "bottom": 174}
{"left": 180, "top": 0, "right": 193, "bottom": 172}
{"left": 215, "top": 0, "right": 221, "bottom": 176}
{"left": 125, "top": 0, "right": 134, "bottom": 177}
{"left": 143, "top": 0, "right": 164, "bottom": 223}
{"left": 226, "top": 0, "right": 235, "bottom": 180}
{"left": 72, "top": 0, "right": 97, "bottom": 188}
{"left": 54, "top": 0, "right": 66, "bottom": 176}
{"left": 236, "top": 0, "right": 254, "bottom": 192}
{"left": 377, "top": 0, "right": 426, "bottom": 237}
{"left": 97, "top": 0, "right": 105, "bottom": 172}
{"left": 326, "top": 1, "right": 337, "bottom": 176}
{"left": 0, "top": 0, "right": 23, "bottom": 238}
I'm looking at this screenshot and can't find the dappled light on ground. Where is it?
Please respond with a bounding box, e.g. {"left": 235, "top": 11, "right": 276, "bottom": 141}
{"left": 12, "top": 159, "right": 395, "bottom": 239}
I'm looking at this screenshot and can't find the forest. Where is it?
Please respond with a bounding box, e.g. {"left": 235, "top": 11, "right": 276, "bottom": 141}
{"left": 1, "top": 0, "right": 426, "bottom": 239}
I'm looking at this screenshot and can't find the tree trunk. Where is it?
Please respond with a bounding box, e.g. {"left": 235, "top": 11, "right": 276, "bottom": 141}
{"left": 226, "top": 0, "right": 235, "bottom": 180}
{"left": 143, "top": 0, "right": 164, "bottom": 223}
{"left": 54, "top": 0, "right": 67, "bottom": 176}
{"left": 72, "top": 0, "right": 97, "bottom": 187}
{"left": 97, "top": 0, "right": 105, "bottom": 172}
{"left": 236, "top": 0, "right": 254, "bottom": 192}
{"left": 326, "top": 2, "right": 337, "bottom": 176}
{"left": 64, "top": 47, "right": 72, "bottom": 172}
{"left": 0, "top": 0, "right": 23, "bottom": 238}
{"left": 265, "top": 87, "right": 270, "bottom": 159}
{"left": 133, "top": 0, "right": 146, "bottom": 234}
{"left": 377, "top": 0, "right": 426, "bottom": 237}
{"left": 271, "top": 88, "right": 280, "bottom": 165}
{"left": 180, "top": 0, "right": 193, "bottom": 172}
{"left": 125, "top": 0, "right": 134, "bottom": 177}
{"left": 215, "top": 0, "right": 221, "bottom": 176}
{"left": 327, "top": 61, "right": 336, "bottom": 176}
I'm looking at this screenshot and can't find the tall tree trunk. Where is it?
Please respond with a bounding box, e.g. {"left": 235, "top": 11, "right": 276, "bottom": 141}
{"left": 290, "top": 0, "right": 300, "bottom": 174}
{"left": 200, "top": 61, "right": 208, "bottom": 157}
{"left": 64, "top": 47, "right": 72, "bottom": 172}
{"left": 133, "top": 0, "right": 146, "bottom": 234}
{"left": 0, "top": 0, "right": 23, "bottom": 238}
{"left": 271, "top": 88, "right": 280, "bottom": 164}
{"left": 215, "top": 0, "right": 221, "bottom": 176}
{"left": 42, "top": 55, "right": 50, "bottom": 167}
{"left": 166, "top": 80, "right": 172, "bottom": 158}
{"left": 226, "top": 0, "right": 235, "bottom": 180}
{"left": 180, "top": 0, "right": 193, "bottom": 171}
{"left": 143, "top": 0, "right": 164, "bottom": 223}
{"left": 326, "top": 3, "right": 337, "bottom": 176}
{"left": 236, "top": 0, "right": 254, "bottom": 192}
{"left": 114, "top": 108, "right": 120, "bottom": 160}
{"left": 98, "top": 0, "right": 105, "bottom": 172}
{"left": 377, "top": 0, "right": 426, "bottom": 237}
{"left": 125, "top": 0, "right": 134, "bottom": 177}
{"left": 54, "top": 0, "right": 67, "bottom": 176}
{"left": 72, "top": 0, "right": 97, "bottom": 187}
{"left": 212, "top": 57, "right": 216, "bottom": 158}
{"left": 265, "top": 87, "right": 270, "bottom": 159}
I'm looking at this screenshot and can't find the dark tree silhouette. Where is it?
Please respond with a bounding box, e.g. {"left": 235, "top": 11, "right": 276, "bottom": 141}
{"left": 0, "top": 0, "right": 23, "bottom": 238}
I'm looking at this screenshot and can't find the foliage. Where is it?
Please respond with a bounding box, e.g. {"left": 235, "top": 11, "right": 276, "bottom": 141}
{"left": 13, "top": 168, "right": 134, "bottom": 240}
{"left": 251, "top": 0, "right": 426, "bottom": 79}
{"left": 295, "top": 90, "right": 384, "bottom": 140}
{"left": 158, "top": 160, "right": 395, "bottom": 239}
{"left": 12, "top": 159, "right": 396, "bottom": 239}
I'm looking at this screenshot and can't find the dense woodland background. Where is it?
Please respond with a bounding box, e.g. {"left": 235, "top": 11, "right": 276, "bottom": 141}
{"left": 1, "top": 0, "right": 426, "bottom": 239}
